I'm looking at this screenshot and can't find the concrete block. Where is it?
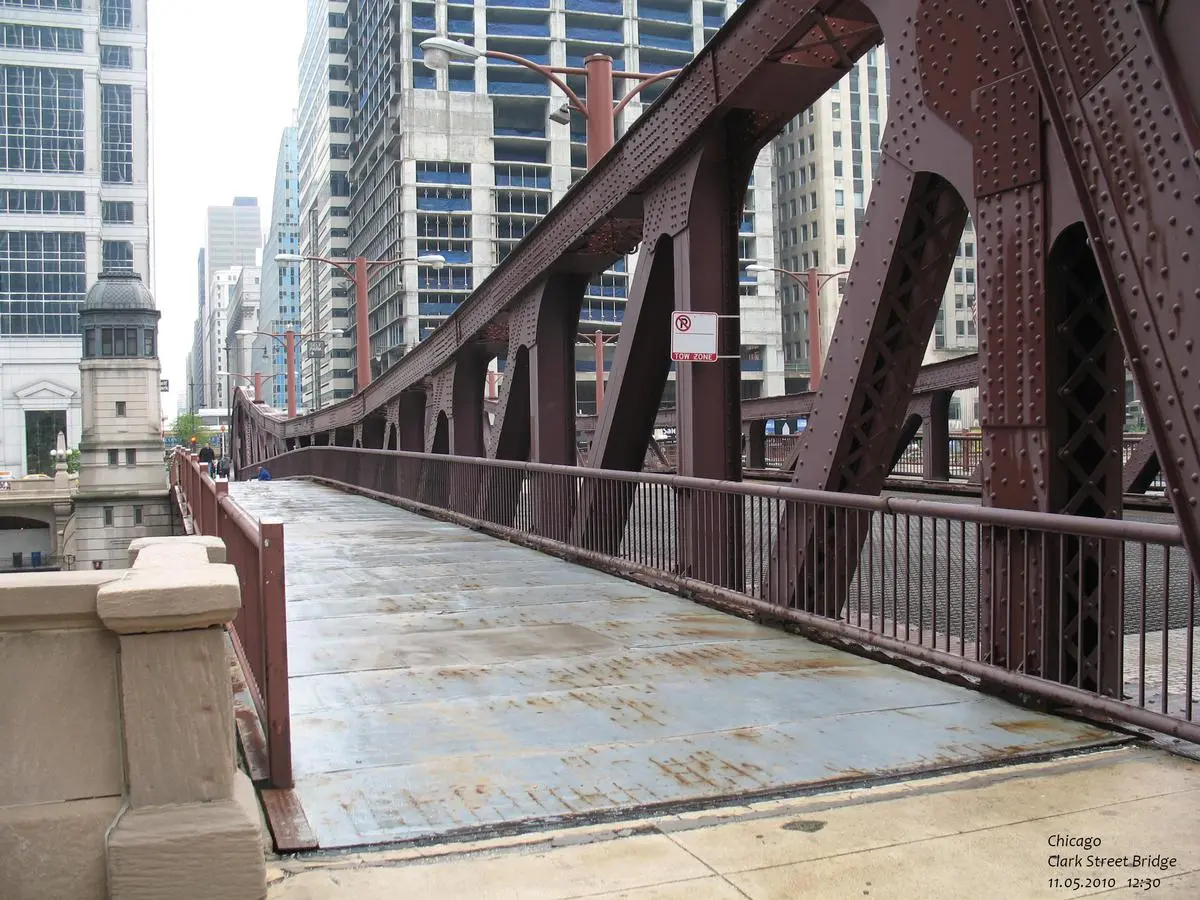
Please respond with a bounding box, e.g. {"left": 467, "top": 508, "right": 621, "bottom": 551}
{"left": 106, "top": 798, "right": 266, "bottom": 900}
{"left": 0, "top": 629, "right": 123, "bottom": 806}
{"left": 0, "top": 571, "right": 119, "bottom": 630}
{"left": 97, "top": 563, "right": 240, "bottom": 634}
{"left": 127, "top": 541, "right": 210, "bottom": 570}
{"left": 128, "top": 534, "right": 226, "bottom": 566}
{"left": 118, "top": 628, "right": 235, "bottom": 807}
{"left": 0, "top": 796, "right": 123, "bottom": 900}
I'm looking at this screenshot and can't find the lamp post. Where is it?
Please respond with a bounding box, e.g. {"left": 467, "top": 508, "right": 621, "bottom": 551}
{"left": 275, "top": 252, "right": 445, "bottom": 396}
{"left": 236, "top": 327, "right": 343, "bottom": 418}
{"left": 420, "top": 37, "right": 681, "bottom": 169}
{"left": 746, "top": 264, "right": 851, "bottom": 390}
{"left": 216, "top": 370, "right": 264, "bottom": 402}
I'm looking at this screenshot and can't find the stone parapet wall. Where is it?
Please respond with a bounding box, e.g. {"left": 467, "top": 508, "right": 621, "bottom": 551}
{"left": 0, "top": 535, "right": 267, "bottom": 900}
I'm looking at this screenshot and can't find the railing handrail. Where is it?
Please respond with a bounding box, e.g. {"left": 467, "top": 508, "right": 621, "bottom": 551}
{"left": 256, "top": 445, "right": 1184, "bottom": 547}
{"left": 171, "top": 447, "right": 292, "bottom": 790}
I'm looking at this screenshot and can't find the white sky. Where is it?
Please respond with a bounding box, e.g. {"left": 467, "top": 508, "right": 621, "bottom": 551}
{"left": 148, "top": 0, "right": 306, "bottom": 414}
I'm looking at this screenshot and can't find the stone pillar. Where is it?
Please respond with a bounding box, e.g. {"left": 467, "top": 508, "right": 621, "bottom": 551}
{"left": 97, "top": 536, "right": 266, "bottom": 900}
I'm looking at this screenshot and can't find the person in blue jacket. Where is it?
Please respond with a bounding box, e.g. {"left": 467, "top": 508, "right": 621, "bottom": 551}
{"left": 257, "top": 467, "right": 272, "bottom": 481}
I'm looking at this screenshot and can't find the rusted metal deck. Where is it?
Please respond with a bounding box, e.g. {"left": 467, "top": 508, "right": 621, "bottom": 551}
{"left": 230, "top": 479, "right": 1124, "bottom": 850}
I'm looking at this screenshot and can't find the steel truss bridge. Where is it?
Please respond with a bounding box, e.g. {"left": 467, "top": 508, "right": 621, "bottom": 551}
{"left": 232, "top": 0, "right": 1200, "bottom": 743}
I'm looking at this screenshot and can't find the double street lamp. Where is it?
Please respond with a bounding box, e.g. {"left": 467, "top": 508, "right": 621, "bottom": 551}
{"left": 420, "top": 37, "right": 681, "bottom": 169}
{"left": 275, "top": 252, "right": 446, "bottom": 396}
{"left": 236, "top": 327, "right": 343, "bottom": 419}
{"left": 745, "top": 264, "right": 850, "bottom": 390}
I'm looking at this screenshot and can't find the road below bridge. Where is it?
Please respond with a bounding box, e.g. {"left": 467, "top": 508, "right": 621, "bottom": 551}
{"left": 232, "top": 479, "right": 1125, "bottom": 850}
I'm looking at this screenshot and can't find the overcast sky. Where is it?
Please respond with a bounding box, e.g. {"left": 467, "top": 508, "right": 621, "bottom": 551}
{"left": 148, "top": 0, "right": 305, "bottom": 415}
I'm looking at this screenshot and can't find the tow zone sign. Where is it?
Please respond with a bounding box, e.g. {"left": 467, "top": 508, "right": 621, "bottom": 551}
{"left": 670, "top": 311, "right": 718, "bottom": 362}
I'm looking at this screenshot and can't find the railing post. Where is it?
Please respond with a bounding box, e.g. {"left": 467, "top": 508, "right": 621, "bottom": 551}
{"left": 259, "top": 518, "right": 292, "bottom": 789}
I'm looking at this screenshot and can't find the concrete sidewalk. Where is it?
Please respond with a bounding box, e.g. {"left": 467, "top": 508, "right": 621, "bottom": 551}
{"left": 266, "top": 745, "right": 1200, "bottom": 899}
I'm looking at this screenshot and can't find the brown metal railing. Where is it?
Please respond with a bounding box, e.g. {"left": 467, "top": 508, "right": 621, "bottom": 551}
{"left": 170, "top": 450, "right": 292, "bottom": 789}
{"left": 262, "top": 445, "right": 1198, "bottom": 745}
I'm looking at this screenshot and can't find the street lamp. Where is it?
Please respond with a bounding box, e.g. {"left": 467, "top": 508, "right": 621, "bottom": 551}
{"left": 420, "top": 36, "right": 681, "bottom": 169}
{"left": 746, "top": 264, "right": 850, "bottom": 390}
{"left": 236, "top": 327, "right": 343, "bottom": 418}
{"left": 275, "top": 252, "right": 445, "bottom": 396}
{"left": 216, "top": 370, "right": 264, "bottom": 402}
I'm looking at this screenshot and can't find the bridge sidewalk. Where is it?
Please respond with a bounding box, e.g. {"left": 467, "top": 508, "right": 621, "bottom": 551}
{"left": 265, "top": 745, "right": 1200, "bottom": 899}
{"left": 230, "top": 479, "right": 1126, "bottom": 852}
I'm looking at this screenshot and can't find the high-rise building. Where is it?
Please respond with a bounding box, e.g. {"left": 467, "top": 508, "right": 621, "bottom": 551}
{"left": 0, "top": 0, "right": 151, "bottom": 476}
{"left": 767, "top": 48, "right": 978, "bottom": 423}
{"left": 254, "top": 123, "right": 302, "bottom": 411}
{"left": 297, "top": 0, "right": 352, "bottom": 411}
{"left": 320, "top": 0, "right": 781, "bottom": 409}
{"left": 187, "top": 198, "right": 262, "bottom": 409}
{"left": 225, "top": 266, "right": 261, "bottom": 400}
{"left": 204, "top": 197, "right": 262, "bottom": 288}
{"left": 203, "top": 267, "right": 241, "bottom": 412}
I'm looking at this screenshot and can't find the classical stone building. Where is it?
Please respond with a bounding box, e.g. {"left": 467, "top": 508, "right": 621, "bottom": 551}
{"left": 69, "top": 271, "right": 172, "bottom": 569}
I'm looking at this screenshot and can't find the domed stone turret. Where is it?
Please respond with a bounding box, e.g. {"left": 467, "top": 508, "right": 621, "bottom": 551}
{"left": 73, "top": 269, "right": 172, "bottom": 569}
{"left": 81, "top": 271, "right": 160, "bottom": 360}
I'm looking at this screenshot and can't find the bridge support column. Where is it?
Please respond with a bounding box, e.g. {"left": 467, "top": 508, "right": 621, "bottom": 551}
{"left": 448, "top": 348, "right": 488, "bottom": 515}
{"left": 980, "top": 221, "right": 1124, "bottom": 696}
{"left": 746, "top": 421, "right": 766, "bottom": 470}
{"left": 527, "top": 276, "right": 586, "bottom": 541}
{"left": 670, "top": 144, "right": 747, "bottom": 590}
{"left": 764, "top": 166, "right": 968, "bottom": 614}
{"left": 922, "top": 391, "right": 952, "bottom": 482}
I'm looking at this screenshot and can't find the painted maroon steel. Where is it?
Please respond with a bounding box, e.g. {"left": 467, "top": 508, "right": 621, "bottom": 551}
{"left": 171, "top": 449, "right": 293, "bottom": 789}
{"left": 256, "top": 445, "right": 1200, "bottom": 745}
{"left": 230, "top": 0, "right": 1200, "bottom": 688}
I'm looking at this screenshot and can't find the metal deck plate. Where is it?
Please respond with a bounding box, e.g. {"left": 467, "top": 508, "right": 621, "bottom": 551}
{"left": 232, "top": 480, "right": 1124, "bottom": 850}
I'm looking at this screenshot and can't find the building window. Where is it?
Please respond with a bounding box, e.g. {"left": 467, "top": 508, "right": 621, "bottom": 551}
{"left": 0, "top": 1, "right": 83, "bottom": 8}
{"left": 0, "top": 231, "right": 86, "bottom": 336}
{"left": 100, "top": 83, "right": 133, "bottom": 183}
{"left": 100, "top": 0, "right": 132, "bottom": 30}
{"left": 103, "top": 506, "right": 114, "bottom": 526}
{"left": 107, "top": 449, "right": 118, "bottom": 466}
{"left": 0, "top": 23, "right": 84, "bottom": 52}
{"left": 0, "top": 189, "right": 85, "bottom": 215}
{"left": 24, "top": 409, "right": 64, "bottom": 475}
{"left": 125, "top": 448, "right": 136, "bottom": 466}
{"left": 0, "top": 65, "right": 85, "bottom": 173}
{"left": 142, "top": 328, "right": 153, "bottom": 356}
{"left": 133, "top": 505, "right": 142, "bottom": 525}
{"left": 101, "top": 200, "right": 134, "bottom": 223}
{"left": 102, "top": 239, "right": 133, "bottom": 271}
{"left": 99, "top": 44, "right": 133, "bottom": 69}
{"left": 115, "top": 400, "right": 126, "bottom": 417}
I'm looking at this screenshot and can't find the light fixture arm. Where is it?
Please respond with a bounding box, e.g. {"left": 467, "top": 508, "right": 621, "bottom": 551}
{"left": 611, "top": 68, "right": 682, "bottom": 118}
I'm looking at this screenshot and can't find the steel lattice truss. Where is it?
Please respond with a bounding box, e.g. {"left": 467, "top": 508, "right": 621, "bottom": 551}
{"left": 233, "top": 0, "right": 1200, "bottom": 696}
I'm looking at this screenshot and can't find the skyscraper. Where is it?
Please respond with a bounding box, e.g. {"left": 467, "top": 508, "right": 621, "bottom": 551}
{"left": 297, "top": 0, "right": 352, "bottom": 411}
{"left": 188, "top": 198, "right": 262, "bottom": 409}
{"left": 204, "top": 197, "right": 262, "bottom": 288}
{"left": 0, "top": 0, "right": 151, "bottom": 475}
{"left": 254, "top": 123, "right": 302, "bottom": 411}
{"left": 308, "top": 0, "right": 782, "bottom": 410}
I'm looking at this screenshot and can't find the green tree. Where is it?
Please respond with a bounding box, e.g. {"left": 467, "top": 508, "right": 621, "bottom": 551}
{"left": 172, "top": 413, "right": 212, "bottom": 447}
{"left": 66, "top": 448, "right": 80, "bottom": 474}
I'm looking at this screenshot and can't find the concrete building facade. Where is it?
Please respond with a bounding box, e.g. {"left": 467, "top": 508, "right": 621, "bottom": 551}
{"left": 253, "top": 123, "right": 303, "bottom": 411}
{"left": 70, "top": 271, "right": 170, "bottom": 570}
{"left": 315, "top": 0, "right": 781, "bottom": 411}
{"left": 766, "top": 47, "right": 979, "bottom": 423}
{"left": 202, "top": 266, "right": 241, "bottom": 414}
{"left": 189, "top": 199, "right": 262, "bottom": 410}
{"left": 297, "top": 0, "right": 352, "bottom": 411}
{"left": 225, "top": 265, "right": 261, "bottom": 402}
{"left": 0, "top": 0, "right": 151, "bottom": 476}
